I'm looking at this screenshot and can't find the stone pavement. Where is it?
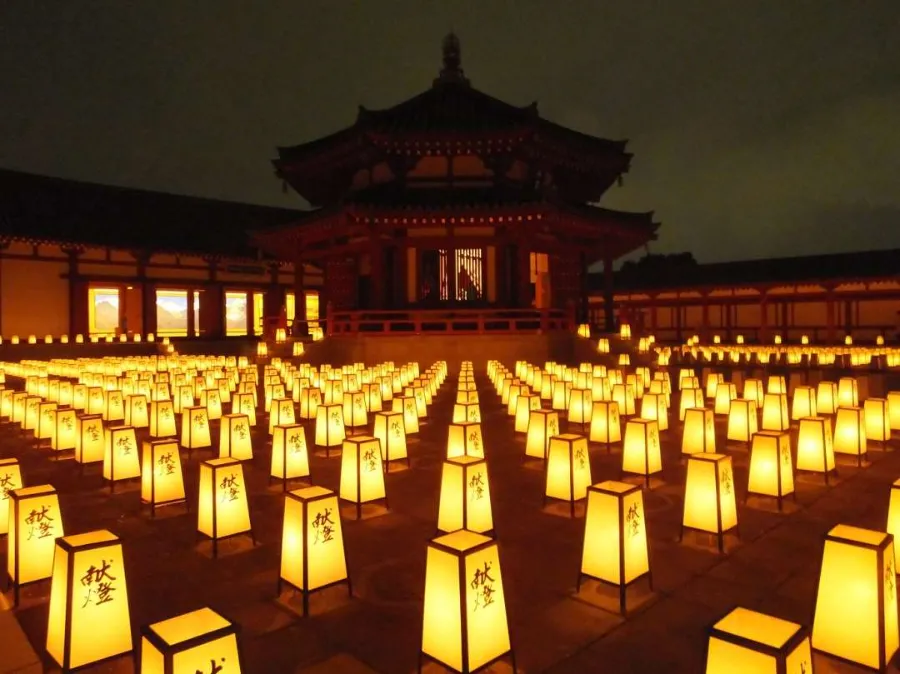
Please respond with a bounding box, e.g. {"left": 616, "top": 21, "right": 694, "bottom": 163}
{"left": 2, "top": 366, "right": 900, "bottom": 673}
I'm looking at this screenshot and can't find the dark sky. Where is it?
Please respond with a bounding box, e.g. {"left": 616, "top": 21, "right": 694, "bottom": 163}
{"left": 1, "top": 1, "right": 898, "bottom": 265}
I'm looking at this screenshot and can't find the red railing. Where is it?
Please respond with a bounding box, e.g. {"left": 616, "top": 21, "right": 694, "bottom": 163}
{"left": 326, "top": 307, "right": 574, "bottom": 337}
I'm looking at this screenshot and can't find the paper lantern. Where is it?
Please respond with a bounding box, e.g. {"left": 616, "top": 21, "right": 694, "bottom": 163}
{"left": 712, "top": 383, "right": 735, "bottom": 416}
{"left": 790, "top": 386, "right": 817, "bottom": 421}
{"left": 279, "top": 486, "right": 350, "bottom": 616}
{"left": 268, "top": 397, "right": 296, "bottom": 434}
{"left": 37, "top": 401, "right": 57, "bottom": 442}
{"left": 228, "top": 391, "right": 255, "bottom": 427}
{"left": 46, "top": 530, "right": 131, "bottom": 670}
{"left": 140, "top": 607, "right": 245, "bottom": 674}
{"left": 725, "top": 398, "right": 757, "bottom": 445}
{"left": 141, "top": 439, "right": 186, "bottom": 514}
{"left": 513, "top": 394, "right": 540, "bottom": 434}
{"left": 761, "top": 393, "right": 789, "bottom": 432}
{"left": 747, "top": 431, "right": 794, "bottom": 510}
{"left": 864, "top": 398, "right": 891, "bottom": 443}
{"left": 585, "top": 401, "right": 619, "bottom": 448}
{"left": 420, "top": 530, "right": 514, "bottom": 673}
{"left": 447, "top": 422, "right": 485, "bottom": 460}
{"left": 314, "top": 404, "right": 345, "bottom": 456}
{"left": 373, "top": 410, "right": 408, "bottom": 468}
{"left": 271, "top": 424, "right": 310, "bottom": 490}
{"left": 102, "top": 389, "right": 125, "bottom": 422}
{"left": 639, "top": 392, "right": 668, "bottom": 432}
{"left": 323, "top": 379, "right": 344, "bottom": 405}
{"left": 200, "top": 387, "right": 223, "bottom": 420}
{"left": 342, "top": 391, "right": 368, "bottom": 430}
{"left": 75, "top": 414, "right": 105, "bottom": 465}
{"left": 611, "top": 383, "right": 635, "bottom": 416}
{"left": 681, "top": 453, "right": 738, "bottom": 552}
{"left": 24, "top": 395, "right": 41, "bottom": 432}
{"left": 888, "top": 479, "right": 900, "bottom": 569}
{"left": 837, "top": 377, "right": 859, "bottom": 408}
{"left": 545, "top": 434, "right": 592, "bottom": 517}
{"left": 0, "top": 458, "right": 23, "bottom": 535}
{"left": 197, "top": 458, "right": 253, "bottom": 558}
{"left": 705, "top": 373, "right": 723, "bottom": 400}
{"left": 437, "top": 456, "right": 493, "bottom": 535}
{"left": 392, "top": 395, "right": 420, "bottom": 435}
{"left": 812, "top": 525, "right": 898, "bottom": 669}
{"left": 705, "top": 607, "right": 812, "bottom": 674}
{"left": 453, "top": 402, "right": 481, "bottom": 424}
{"left": 567, "top": 388, "right": 592, "bottom": 428}
{"left": 796, "top": 416, "right": 836, "bottom": 483}
{"left": 7, "top": 485, "right": 64, "bottom": 604}
{"left": 363, "top": 382, "right": 383, "bottom": 412}
{"left": 682, "top": 407, "right": 716, "bottom": 455}
{"left": 816, "top": 381, "right": 837, "bottom": 416}
{"left": 103, "top": 426, "right": 141, "bottom": 491}
{"left": 578, "top": 481, "right": 651, "bottom": 614}
{"left": 679, "top": 388, "right": 705, "bottom": 421}
{"left": 125, "top": 394, "right": 149, "bottom": 428}
{"left": 181, "top": 406, "right": 212, "bottom": 451}
{"left": 219, "top": 413, "right": 253, "bottom": 461}
{"left": 622, "top": 419, "right": 662, "bottom": 487}
{"left": 51, "top": 407, "right": 77, "bottom": 452}
{"left": 339, "top": 436, "right": 387, "bottom": 519}
{"left": 525, "top": 409, "right": 560, "bottom": 459}
{"left": 833, "top": 406, "right": 867, "bottom": 466}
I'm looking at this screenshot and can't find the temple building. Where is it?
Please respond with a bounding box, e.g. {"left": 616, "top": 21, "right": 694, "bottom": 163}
{"left": 255, "top": 33, "right": 659, "bottom": 332}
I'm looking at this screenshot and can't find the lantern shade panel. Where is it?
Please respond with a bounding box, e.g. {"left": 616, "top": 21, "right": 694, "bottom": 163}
{"left": 373, "top": 411, "right": 408, "bottom": 465}
{"left": 545, "top": 434, "right": 592, "bottom": 508}
{"left": 271, "top": 424, "right": 310, "bottom": 484}
{"left": 47, "top": 530, "right": 132, "bottom": 670}
{"left": 149, "top": 401, "right": 177, "bottom": 438}
{"left": 0, "top": 458, "right": 23, "bottom": 536}
{"left": 197, "top": 458, "right": 252, "bottom": 550}
{"left": 726, "top": 399, "right": 758, "bottom": 443}
{"left": 833, "top": 406, "right": 866, "bottom": 460}
{"left": 8, "top": 485, "right": 64, "bottom": 589}
{"left": 796, "top": 416, "right": 836, "bottom": 478}
{"left": 682, "top": 453, "right": 738, "bottom": 544}
{"left": 220, "top": 413, "right": 254, "bottom": 461}
{"left": 339, "top": 436, "right": 386, "bottom": 513}
{"left": 140, "top": 607, "right": 244, "bottom": 674}
{"left": 315, "top": 404, "right": 346, "bottom": 448}
{"left": 747, "top": 431, "right": 794, "bottom": 503}
{"left": 437, "top": 456, "right": 493, "bottom": 535}
{"left": 682, "top": 408, "right": 716, "bottom": 455}
{"left": 141, "top": 439, "right": 186, "bottom": 510}
{"left": 181, "top": 406, "right": 212, "bottom": 450}
{"left": 103, "top": 426, "right": 141, "bottom": 485}
{"left": 705, "top": 607, "right": 812, "bottom": 674}
{"left": 622, "top": 419, "right": 662, "bottom": 481}
{"left": 525, "top": 409, "right": 560, "bottom": 459}
{"left": 812, "top": 525, "right": 898, "bottom": 670}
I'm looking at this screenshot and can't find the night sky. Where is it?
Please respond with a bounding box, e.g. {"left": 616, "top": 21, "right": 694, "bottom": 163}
{"left": 1, "top": 2, "right": 898, "bottom": 265}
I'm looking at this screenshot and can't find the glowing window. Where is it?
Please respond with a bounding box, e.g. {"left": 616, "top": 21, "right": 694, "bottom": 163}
{"left": 88, "top": 287, "right": 119, "bottom": 336}
{"left": 439, "top": 249, "right": 483, "bottom": 301}
{"left": 253, "top": 292, "right": 264, "bottom": 336}
{"left": 156, "top": 290, "right": 189, "bottom": 337}
{"left": 193, "top": 291, "right": 201, "bottom": 337}
{"left": 306, "top": 291, "right": 320, "bottom": 328}
{"left": 285, "top": 292, "right": 296, "bottom": 322}
{"left": 225, "top": 292, "right": 248, "bottom": 336}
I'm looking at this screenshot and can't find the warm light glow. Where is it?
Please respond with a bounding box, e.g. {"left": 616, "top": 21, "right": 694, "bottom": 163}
{"left": 197, "top": 458, "right": 252, "bottom": 545}
{"left": 8, "top": 485, "right": 64, "bottom": 587}
{"left": 103, "top": 426, "right": 141, "bottom": 484}
{"left": 181, "top": 406, "right": 212, "bottom": 450}
{"left": 140, "top": 607, "right": 243, "bottom": 674}
{"left": 833, "top": 406, "right": 866, "bottom": 460}
{"left": 796, "top": 416, "right": 835, "bottom": 477}
{"left": 545, "top": 434, "right": 592, "bottom": 509}
{"left": 437, "top": 456, "right": 493, "bottom": 534}
{"left": 683, "top": 453, "right": 737, "bottom": 537}
{"left": 682, "top": 407, "right": 716, "bottom": 455}
{"left": 812, "top": 525, "right": 899, "bottom": 669}
{"left": 271, "top": 424, "right": 310, "bottom": 485}
{"left": 392, "top": 395, "right": 419, "bottom": 434}
{"left": 589, "top": 400, "right": 621, "bottom": 445}
{"left": 747, "top": 431, "right": 794, "bottom": 502}
{"left": 525, "top": 409, "right": 560, "bottom": 459}
{"left": 339, "top": 436, "right": 386, "bottom": 510}
{"left": 837, "top": 377, "right": 859, "bottom": 407}
{"left": 373, "top": 411, "right": 408, "bottom": 465}
{"left": 315, "top": 404, "right": 346, "bottom": 448}
{"left": 141, "top": 439, "right": 186, "bottom": 509}
{"left": 761, "top": 393, "right": 789, "bottom": 432}
{"left": 864, "top": 398, "right": 891, "bottom": 442}
{"left": 280, "top": 486, "right": 348, "bottom": 601}
{"left": 706, "top": 607, "right": 812, "bottom": 674}
{"left": 0, "top": 458, "right": 23, "bottom": 535}
{"left": 47, "top": 530, "right": 132, "bottom": 670}
{"left": 421, "top": 530, "right": 511, "bottom": 673}
{"left": 622, "top": 419, "right": 662, "bottom": 481}
{"left": 447, "top": 422, "right": 485, "bottom": 459}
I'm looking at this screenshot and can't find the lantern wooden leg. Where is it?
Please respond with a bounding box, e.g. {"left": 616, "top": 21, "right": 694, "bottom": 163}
{"left": 619, "top": 585, "right": 627, "bottom": 616}
{"left": 302, "top": 589, "right": 309, "bottom": 618}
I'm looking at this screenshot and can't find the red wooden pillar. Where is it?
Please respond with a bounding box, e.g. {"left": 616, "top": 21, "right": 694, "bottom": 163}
{"left": 518, "top": 245, "right": 531, "bottom": 308}
{"left": 603, "top": 256, "right": 615, "bottom": 333}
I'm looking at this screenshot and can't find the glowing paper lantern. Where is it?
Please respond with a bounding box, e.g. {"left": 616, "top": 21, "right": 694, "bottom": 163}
{"left": 578, "top": 480, "right": 651, "bottom": 615}
{"left": 681, "top": 453, "right": 738, "bottom": 553}
{"left": 46, "top": 530, "right": 131, "bottom": 670}
{"left": 181, "top": 406, "right": 212, "bottom": 452}
{"left": 420, "top": 530, "right": 514, "bottom": 673}
{"left": 271, "top": 424, "right": 310, "bottom": 490}
{"left": 393, "top": 395, "right": 420, "bottom": 434}
{"left": 812, "top": 525, "right": 898, "bottom": 669}
{"left": 197, "top": 458, "right": 253, "bottom": 558}
{"left": 453, "top": 402, "right": 481, "bottom": 424}
{"left": 268, "top": 397, "right": 296, "bottom": 434}
{"left": 589, "top": 400, "right": 621, "bottom": 447}
{"left": 513, "top": 394, "right": 540, "bottom": 434}
{"left": 888, "top": 479, "right": 900, "bottom": 568}
{"left": 339, "top": 436, "right": 387, "bottom": 519}
{"left": 149, "top": 400, "right": 177, "bottom": 438}
{"left": 279, "top": 486, "right": 350, "bottom": 616}
{"left": 682, "top": 407, "right": 715, "bottom": 455}
{"left": 761, "top": 393, "right": 789, "bottom": 432}
{"left": 314, "top": 404, "right": 345, "bottom": 456}
{"left": 833, "top": 406, "right": 867, "bottom": 466}
{"left": 837, "top": 377, "right": 859, "bottom": 408}
{"left": 817, "top": 381, "right": 837, "bottom": 415}
{"left": 140, "top": 607, "right": 245, "bottom": 673}
{"left": 75, "top": 414, "right": 105, "bottom": 465}
{"left": 141, "top": 439, "right": 186, "bottom": 514}
{"left": 705, "top": 607, "right": 812, "bottom": 674}
{"left": 864, "top": 398, "right": 891, "bottom": 443}
{"left": 747, "top": 431, "right": 794, "bottom": 510}
{"left": 525, "top": 409, "right": 560, "bottom": 459}
{"left": 446, "top": 422, "right": 485, "bottom": 460}
{"left": 232, "top": 392, "right": 257, "bottom": 426}
{"left": 567, "top": 388, "right": 592, "bottom": 428}
{"left": 795, "top": 416, "right": 835, "bottom": 484}
{"left": 622, "top": 419, "right": 662, "bottom": 487}
{"left": 103, "top": 426, "right": 141, "bottom": 491}
{"left": 639, "top": 392, "right": 668, "bottom": 432}
{"left": 437, "top": 456, "right": 493, "bottom": 535}
{"left": 51, "top": 408, "right": 77, "bottom": 452}
{"left": 0, "top": 458, "right": 23, "bottom": 535}
{"left": 342, "top": 391, "right": 368, "bottom": 430}
{"left": 545, "top": 434, "right": 592, "bottom": 517}
{"left": 373, "top": 410, "right": 408, "bottom": 468}
{"left": 7, "top": 485, "right": 64, "bottom": 604}
{"left": 790, "top": 386, "right": 817, "bottom": 421}
{"left": 679, "top": 388, "right": 705, "bottom": 421}
{"left": 125, "top": 394, "right": 149, "bottom": 428}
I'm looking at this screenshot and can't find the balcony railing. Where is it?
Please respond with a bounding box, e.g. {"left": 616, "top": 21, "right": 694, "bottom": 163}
{"left": 324, "top": 307, "right": 574, "bottom": 337}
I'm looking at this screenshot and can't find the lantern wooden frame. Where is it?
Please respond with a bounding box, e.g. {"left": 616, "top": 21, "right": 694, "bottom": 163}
{"left": 577, "top": 481, "right": 653, "bottom": 615}
{"left": 437, "top": 456, "right": 494, "bottom": 536}
{"left": 139, "top": 607, "right": 246, "bottom": 674}
{"left": 141, "top": 439, "right": 187, "bottom": 516}
{"left": 339, "top": 436, "right": 388, "bottom": 520}
{"left": 278, "top": 486, "right": 352, "bottom": 616}
{"left": 796, "top": 416, "right": 837, "bottom": 484}
{"left": 270, "top": 423, "right": 311, "bottom": 492}
{"left": 544, "top": 434, "right": 592, "bottom": 518}
{"left": 703, "top": 607, "right": 812, "bottom": 674}
{"left": 196, "top": 457, "right": 255, "bottom": 558}
{"left": 7, "top": 484, "right": 63, "bottom": 606}
{"left": 373, "top": 410, "right": 409, "bottom": 470}
{"left": 746, "top": 430, "right": 795, "bottom": 511}
{"left": 680, "top": 453, "right": 739, "bottom": 553}
{"left": 621, "top": 418, "right": 662, "bottom": 488}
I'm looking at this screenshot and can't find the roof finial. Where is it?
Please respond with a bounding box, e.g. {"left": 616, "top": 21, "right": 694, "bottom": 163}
{"left": 436, "top": 32, "right": 469, "bottom": 86}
